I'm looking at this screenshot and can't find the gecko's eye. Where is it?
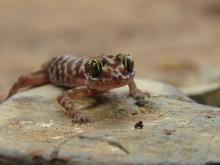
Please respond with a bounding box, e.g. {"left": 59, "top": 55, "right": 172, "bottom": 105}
{"left": 116, "top": 53, "right": 134, "bottom": 72}
{"left": 89, "top": 59, "right": 103, "bottom": 78}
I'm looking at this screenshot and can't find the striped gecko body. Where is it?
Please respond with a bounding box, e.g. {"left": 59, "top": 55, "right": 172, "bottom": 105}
{"left": 7, "top": 53, "right": 149, "bottom": 123}
{"left": 46, "top": 55, "right": 89, "bottom": 88}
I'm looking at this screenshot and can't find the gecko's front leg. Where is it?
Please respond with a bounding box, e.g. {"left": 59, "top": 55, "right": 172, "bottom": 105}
{"left": 57, "top": 86, "right": 100, "bottom": 124}
{"left": 128, "top": 80, "right": 150, "bottom": 99}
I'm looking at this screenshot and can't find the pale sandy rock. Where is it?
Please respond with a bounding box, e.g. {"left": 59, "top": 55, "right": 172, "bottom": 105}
{"left": 0, "top": 79, "right": 220, "bottom": 165}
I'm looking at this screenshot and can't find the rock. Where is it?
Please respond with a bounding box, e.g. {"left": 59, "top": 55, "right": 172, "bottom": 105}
{"left": 156, "top": 66, "right": 220, "bottom": 107}
{"left": 182, "top": 82, "right": 220, "bottom": 107}
{"left": 0, "top": 79, "right": 220, "bottom": 164}
{"left": 157, "top": 66, "right": 220, "bottom": 89}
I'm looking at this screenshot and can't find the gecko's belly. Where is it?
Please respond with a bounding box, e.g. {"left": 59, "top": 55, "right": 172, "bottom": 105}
{"left": 46, "top": 55, "right": 88, "bottom": 88}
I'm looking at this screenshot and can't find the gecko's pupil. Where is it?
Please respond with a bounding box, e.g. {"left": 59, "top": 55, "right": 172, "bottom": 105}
{"left": 89, "top": 60, "right": 102, "bottom": 78}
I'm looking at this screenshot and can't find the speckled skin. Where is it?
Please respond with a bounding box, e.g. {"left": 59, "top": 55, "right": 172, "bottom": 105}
{"left": 7, "top": 54, "right": 149, "bottom": 123}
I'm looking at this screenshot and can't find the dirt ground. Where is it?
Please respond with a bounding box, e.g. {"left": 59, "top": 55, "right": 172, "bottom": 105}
{"left": 1, "top": 0, "right": 220, "bottom": 99}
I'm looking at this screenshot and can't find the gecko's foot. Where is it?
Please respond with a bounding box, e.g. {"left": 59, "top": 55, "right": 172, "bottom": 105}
{"left": 70, "top": 111, "right": 91, "bottom": 124}
{"left": 132, "top": 90, "right": 153, "bottom": 107}
{"left": 130, "top": 89, "right": 150, "bottom": 100}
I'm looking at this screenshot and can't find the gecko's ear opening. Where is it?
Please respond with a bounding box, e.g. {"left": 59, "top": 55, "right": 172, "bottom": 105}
{"left": 89, "top": 59, "right": 103, "bottom": 78}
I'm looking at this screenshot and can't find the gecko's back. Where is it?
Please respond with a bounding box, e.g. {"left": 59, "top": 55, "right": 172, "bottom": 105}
{"left": 46, "top": 55, "right": 89, "bottom": 88}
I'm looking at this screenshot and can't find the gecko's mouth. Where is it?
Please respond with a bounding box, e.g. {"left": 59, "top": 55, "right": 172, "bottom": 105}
{"left": 88, "top": 71, "right": 135, "bottom": 90}
{"left": 89, "top": 71, "right": 134, "bottom": 83}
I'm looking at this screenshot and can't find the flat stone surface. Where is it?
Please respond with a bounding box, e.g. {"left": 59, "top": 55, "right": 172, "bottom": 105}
{"left": 0, "top": 79, "right": 220, "bottom": 165}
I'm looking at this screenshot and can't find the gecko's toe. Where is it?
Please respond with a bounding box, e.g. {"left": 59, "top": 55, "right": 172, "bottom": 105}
{"left": 145, "top": 91, "right": 150, "bottom": 98}
{"left": 130, "top": 89, "right": 150, "bottom": 99}
{"left": 71, "top": 112, "right": 91, "bottom": 124}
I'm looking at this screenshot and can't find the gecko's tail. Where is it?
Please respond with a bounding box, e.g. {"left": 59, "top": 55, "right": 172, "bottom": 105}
{"left": 6, "top": 66, "right": 50, "bottom": 100}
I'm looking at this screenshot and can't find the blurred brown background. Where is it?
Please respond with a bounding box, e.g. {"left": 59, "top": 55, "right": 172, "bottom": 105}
{"left": 1, "top": 0, "right": 220, "bottom": 99}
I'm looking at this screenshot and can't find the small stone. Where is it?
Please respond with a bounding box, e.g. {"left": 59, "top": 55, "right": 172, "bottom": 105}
{"left": 163, "top": 129, "right": 176, "bottom": 136}
{"left": 131, "top": 111, "right": 138, "bottom": 115}
{"left": 134, "top": 121, "right": 143, "bottom": 129}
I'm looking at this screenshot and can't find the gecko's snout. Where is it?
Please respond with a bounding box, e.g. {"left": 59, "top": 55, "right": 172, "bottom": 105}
{"left": 111, "top": 71, "right": 122, "bottom": 81}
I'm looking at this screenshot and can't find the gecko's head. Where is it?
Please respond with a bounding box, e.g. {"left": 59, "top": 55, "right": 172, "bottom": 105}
{"left": 85, "top": 53, "right": 135, "bottom": 91}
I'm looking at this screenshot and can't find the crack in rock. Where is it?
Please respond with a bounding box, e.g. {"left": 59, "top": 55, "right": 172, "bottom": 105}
{"left": 78, "top": 135, "right": 130, "bottom": 155}
{"left": 50, "top": 134, "right": 130, "bottom": 162}
{"left": 50, "top": 135, "right": 77, "bottom": 161}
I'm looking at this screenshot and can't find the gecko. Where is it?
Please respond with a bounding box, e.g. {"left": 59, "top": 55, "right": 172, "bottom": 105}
{"left": 6, "top": 53, "right": 149, "bottom": 123}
